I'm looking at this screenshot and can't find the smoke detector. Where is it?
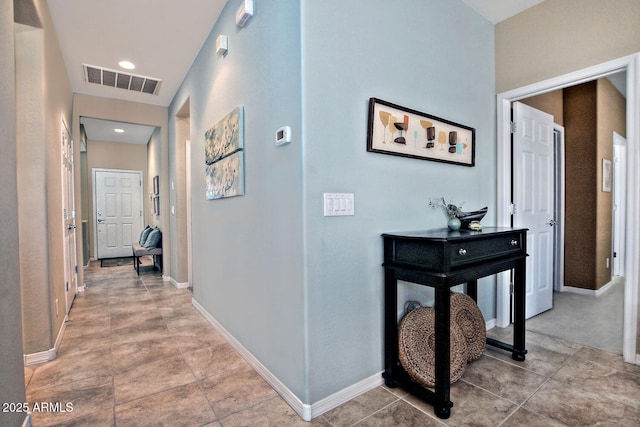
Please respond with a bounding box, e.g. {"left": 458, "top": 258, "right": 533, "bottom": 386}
{"left": 236, "top": 0, "right": 253, "bottom": 28}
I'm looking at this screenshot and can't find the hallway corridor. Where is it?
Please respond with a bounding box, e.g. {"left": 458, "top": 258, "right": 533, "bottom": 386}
{"left": 24, "top": 261, "right": 640, "bottom": 426}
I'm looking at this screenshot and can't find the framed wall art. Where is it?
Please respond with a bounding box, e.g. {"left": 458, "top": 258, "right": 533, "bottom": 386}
{"left": 205, "top": 106, "right": 245, "bottom": 200}
{"left": 602, "top": 158, "right": 612, "bottom": 192}
{"left": 367, "top": 97, "right": 475, "bottom": 167}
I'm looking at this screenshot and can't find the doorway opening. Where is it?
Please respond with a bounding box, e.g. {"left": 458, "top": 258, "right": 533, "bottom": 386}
{"left": 497, "top": 53, "right": 639, "bottom": 363}
{"left": 175, "top": 99, "right": 192, "bottom": 291}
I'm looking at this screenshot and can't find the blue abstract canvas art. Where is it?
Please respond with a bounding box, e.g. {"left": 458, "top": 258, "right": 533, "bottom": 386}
{"left": 205, "top": 151, "right": 244, "bottom": 200}
{"left": 205, "top": 106, "right": 245, "bottom": 200}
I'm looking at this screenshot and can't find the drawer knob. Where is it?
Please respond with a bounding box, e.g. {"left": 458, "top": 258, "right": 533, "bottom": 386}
{"left": 458, "top": 248, "right": 467, "bottom": 256}
{"left": 511, "top": 240, "right": 518, "bottom": 246}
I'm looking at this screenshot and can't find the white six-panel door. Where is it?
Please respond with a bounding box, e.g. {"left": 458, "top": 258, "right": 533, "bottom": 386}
{"left": 513, "top": 102, "right": 555, "bottom": 319}
{"left": 62, "top": 121, "right": 77, "bottom": 315}
{"left": 94, "top": 169, "right": 143, "bottom": 259}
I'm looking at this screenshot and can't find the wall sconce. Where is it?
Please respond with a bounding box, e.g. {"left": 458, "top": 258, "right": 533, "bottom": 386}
{"left": 216, "top": 35, "right": 228, "bottom": 54}
{"left": 236, "top": 0, "right": 254, "bottom": 28}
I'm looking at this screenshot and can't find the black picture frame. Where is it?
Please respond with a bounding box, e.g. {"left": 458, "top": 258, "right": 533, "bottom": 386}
{"left": 367, "top": 97, "right": 475, "bottom": 167}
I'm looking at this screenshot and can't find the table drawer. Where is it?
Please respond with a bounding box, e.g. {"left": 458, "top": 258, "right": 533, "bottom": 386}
{"left": 449, "top": 233, "right": 524, "bottom": 267}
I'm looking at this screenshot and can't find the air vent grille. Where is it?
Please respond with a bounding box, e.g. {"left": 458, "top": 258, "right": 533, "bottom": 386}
{"left": 82, "top": 64, "right": 162, "bottom": 95}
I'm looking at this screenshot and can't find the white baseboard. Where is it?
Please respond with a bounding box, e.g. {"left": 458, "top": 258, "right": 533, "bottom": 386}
{"left": 170, "top": 277, "right": 190, "bottom": 289}
{"left": 562, "top": 281, "right": 616, "bottom": 297}
{"left": 191, "top": 298, "right": 381, "bottom": 421}
{"left": 24, "top": 316, "right": 67, "bottom": 366}
{"left": 161, "top": 274, "right": 171, "bottom": 282}
{"left": 310, "top": 372, "right": 383, "bottom": 418}
{"left": 485, "top": 318, "right": 496, "bottom": 330}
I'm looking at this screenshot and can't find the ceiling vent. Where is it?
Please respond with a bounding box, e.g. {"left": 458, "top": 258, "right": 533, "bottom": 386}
{"left": 82, "top": 64, "right": 162, "bottom": 95}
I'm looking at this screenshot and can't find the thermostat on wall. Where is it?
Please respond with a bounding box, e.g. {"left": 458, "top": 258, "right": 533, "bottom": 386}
{"left": 275, "top": 126, "right": 291, "bottom": 146}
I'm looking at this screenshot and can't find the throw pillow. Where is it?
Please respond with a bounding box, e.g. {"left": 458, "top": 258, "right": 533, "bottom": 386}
{"left": 144, "top": 228, "right": 162, "bottom": 249}
{"left": 139, "top": 225, "right": 152, "bottom": 244}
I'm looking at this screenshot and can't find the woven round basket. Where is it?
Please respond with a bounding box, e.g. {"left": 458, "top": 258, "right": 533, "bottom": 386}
{"left": 451, "top": 293, "right": 486, "bottom": 362}
{"left": 398, "top": 306, "right": 467, "bottom": 388}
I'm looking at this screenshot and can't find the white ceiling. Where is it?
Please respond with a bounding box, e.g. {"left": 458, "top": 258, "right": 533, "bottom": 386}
{"left": 47, "top": 0, "right": 543, "bottom": 144}
{"left": 80, "top": 117, "right": 156, "bottom": 145}
{"left": 47, "top": 0, "right": 227, "bottom": 108}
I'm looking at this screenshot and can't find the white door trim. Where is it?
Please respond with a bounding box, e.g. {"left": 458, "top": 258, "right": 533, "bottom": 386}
{"left": 497, "top": 53, "right": 639, "bottom": 364}
{"left": 613, "top": 132, "right": 627, "bottom": 277}
{"left": 553, "top": 125, "right": 566, "bottom": 293}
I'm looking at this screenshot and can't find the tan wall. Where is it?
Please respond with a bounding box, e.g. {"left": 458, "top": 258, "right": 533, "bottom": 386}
{"left": 86, "top": 140, "right": 149, "bottom": 259}
{"left": 15, "top": 0, "right": 73, "bottom": 355}
{"left": 520, "top": 90, "right": 564, "bottom": 126}
{"left": 1, "top": 0, "right": 28, "bottom": 423}
{"left": 496, "top": 0, "right": 640, "bottom": 93}
{"left": 563, "top": 81, "right": 599, "bottom": 289}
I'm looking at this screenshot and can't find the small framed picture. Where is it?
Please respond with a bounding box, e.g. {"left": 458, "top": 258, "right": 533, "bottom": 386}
{"left": 152, "top": 196, "right": 160, "bottom": 216}
{"left": 602, "top": 159, "right": 611, "bottom": 192}
{"left": 153, "top": 175, "right": 159, "bottom": 195}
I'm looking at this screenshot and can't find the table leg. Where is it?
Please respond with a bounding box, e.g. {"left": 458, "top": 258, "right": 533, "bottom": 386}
{"left": 383, "top": 268, "right": 399, "bottom": 387}
{"left": 512, "top": 260, "right": 527, "bottom": 361}
{"left": 433, "top": 286, "right": 452, "bottom": 418}
{"left": 466, "top": 280, "right": 478, "bottom": 302}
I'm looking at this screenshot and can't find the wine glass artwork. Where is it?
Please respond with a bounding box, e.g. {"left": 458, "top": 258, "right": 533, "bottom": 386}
{"left": 378, "top": 111, "right": 391, "bottom": 144}
{"left": 419, "top": 120, "right": 434, "bottom": 148}
{"left": 448, "top": 131, "right": 457, "bottom": 153}
{"left": 388, "top": 115, "right": 398, "bottom": 141}
{"left": 393, "top": 115, "right": 409, "bottom": 144}
{"left": 438, "top": 130, "right": 447, "bottom": 150}
{"left": 367, "top": 98, "right": 476, "bottom": 166}
{"left": 427, "top": 126, "right": 435, "bottom": 148}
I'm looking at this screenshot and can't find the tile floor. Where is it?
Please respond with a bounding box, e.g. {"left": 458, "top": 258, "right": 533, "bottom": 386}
{"left": 24, "top": 261, "right": 640, "bottom": 426}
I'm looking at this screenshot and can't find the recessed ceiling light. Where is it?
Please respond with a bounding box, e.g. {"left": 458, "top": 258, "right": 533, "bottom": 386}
{"left": 118, "top": 60, "right": 135, "bottom": 70}
{"left": 114, "top": 128, "right": 125, "bottom": 133}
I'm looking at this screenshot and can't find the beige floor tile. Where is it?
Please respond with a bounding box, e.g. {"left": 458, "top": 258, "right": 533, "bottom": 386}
{"left": 523, "top": 377, "right": 640, "bottom": 426}
{"left": 322, "top": 387, "right": 399, "bottom": 427}
{"left": 200, "top": 365, "right": 278, "bottom": 418}
{"left": 220, "top": 397, "right": 325, "bottom": 426}
{"left": 27, "top": 344, "right": 112, "bottom": 393}
{"left": 113, "top": 353, "right": 196, "bottom": 404}
{"left": 27, "top": 375, "right": 113, "bottom": 427}
{"left": 552, "top": 356, "right": 640, "bottom": 410}
{"left": 115, "top": 383, "right": 217, "bottom": 427}
{"left": 355, "top": 400, "right": 444, "bottom": 426}
{"left": 458, "top": 354, "right": 548, "bottom": 404}
{"left": 181, "top": 342, "right": 250, "bottom": 380}
{"left": 503, "top": 406, "right": 568, "bottom": 427}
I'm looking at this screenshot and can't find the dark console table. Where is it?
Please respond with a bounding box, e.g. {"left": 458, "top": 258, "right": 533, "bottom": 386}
{"left": 382, "top": 227, "right": 528, "bottom": 419}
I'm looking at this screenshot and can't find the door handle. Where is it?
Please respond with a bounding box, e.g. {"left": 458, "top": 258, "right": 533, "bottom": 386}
{"left": 547, "top": 220, "right": 557, "bottom": 226}
{"left": 67, "top": 224, "right": 77, "bottom": 230}
{"left": 97, "top": 218, "right": 105, "bottom": 224}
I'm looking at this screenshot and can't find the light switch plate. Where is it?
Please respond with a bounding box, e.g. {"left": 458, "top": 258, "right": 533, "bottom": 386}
{"left": 323, "top": 193, "right": 355, "bottom": 216}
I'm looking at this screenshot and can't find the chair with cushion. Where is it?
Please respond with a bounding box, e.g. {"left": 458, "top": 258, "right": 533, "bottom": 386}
{"left": 132, "top": 226, "right": 163, "bottom": 275}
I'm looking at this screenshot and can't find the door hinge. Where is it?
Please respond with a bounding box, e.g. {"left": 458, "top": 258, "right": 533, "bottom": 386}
{"left": 510, "top": 121, "right": 517, "bottom": 134}
{"left": 510, "top": 283, "right": 514, "bottom": 295}
{"left": 66, "top": 281, "right": 69, "bottom": 292}
{"left": 509, "top": 203, "right": 517, "bottom": 215}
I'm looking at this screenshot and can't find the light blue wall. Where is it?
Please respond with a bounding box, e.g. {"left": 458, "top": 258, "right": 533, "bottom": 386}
{"left": 168, "top": 0, "right": 306, "bottom": 398}
{"left": 301, "top": 0, "right": 496, "bottom": 401}
{"left": 170, "top": 0, "right": 497, "bottom": 407}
